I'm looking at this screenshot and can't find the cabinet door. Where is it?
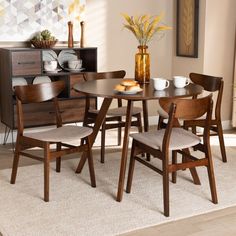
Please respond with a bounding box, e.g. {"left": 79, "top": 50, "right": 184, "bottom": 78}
{"left": 12, "top": 51, "right": 41, "bottom": 76}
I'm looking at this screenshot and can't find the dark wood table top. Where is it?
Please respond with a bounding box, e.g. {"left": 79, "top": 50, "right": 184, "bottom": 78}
{"left": 73, "top": 78, "right": 203, "bottom": 100}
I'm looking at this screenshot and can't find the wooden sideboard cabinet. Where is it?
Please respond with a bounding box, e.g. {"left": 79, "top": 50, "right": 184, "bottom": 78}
{"left": 0, "top": 47, "right": 97, "bottom": 130}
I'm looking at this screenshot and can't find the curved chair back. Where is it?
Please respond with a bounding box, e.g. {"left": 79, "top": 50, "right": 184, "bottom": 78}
{"left": 189, "top": 73, "right": 223, "bottom": 120}
{"left": 159, "top": 94, "right": 213, "bottom": 121}
{"left": 83, "top": 70, "right": 126, "bottom": 81}
{"left": 159, "top": 95, "right": 213, "bottom": 151}
{"left": 14, "top": 81, "right": 65, "bottom": 104}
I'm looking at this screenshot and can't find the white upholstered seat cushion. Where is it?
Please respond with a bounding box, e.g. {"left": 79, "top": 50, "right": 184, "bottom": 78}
{"left": 130, "top": 128, "right": 201, "bottom": 151}
{"left": 89, "top": 106, "right": 142, "bottom": 116}
{"left": 24, "top": 126, "right": 93, "bottom": 143}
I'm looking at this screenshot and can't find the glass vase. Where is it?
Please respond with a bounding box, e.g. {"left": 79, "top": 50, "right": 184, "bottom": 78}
{"left": 135, "top": 45, "right": 150, "bottom": 84}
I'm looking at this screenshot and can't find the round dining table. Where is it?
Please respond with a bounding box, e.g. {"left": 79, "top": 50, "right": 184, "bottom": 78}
{"left": 73, "top": 78, "right": 203, "bottom": 202}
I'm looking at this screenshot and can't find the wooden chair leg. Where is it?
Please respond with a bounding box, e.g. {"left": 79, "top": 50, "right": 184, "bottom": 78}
{"left": 76, "top": 152, "right": 87, "bottom": 173}
{"left": 171, "top": 151, "right": 177, "bottom": 183}
{"left": 44, "top": 143, "right": 50, "bottom": 202}
{"left": 162, "top": 155, "right": 170, "bottom": 217}
{"left": 56, "top": 143, "right": 61, "bottom": 173}
{"left": 217, "top": 122, "right": 227, "bottom": 162}
{"left": 206, "top": 146, "right": 218, "bottom": 204}
{"left": 126, "top": 142, "right": 136, "bottom": 193}
{"left": 183, "top": 148, "right": 201, "bottom": 185}
{"left": 192, "top": 125, "right": 197, "bottom": 135}
{"left": 80, "top": 137, "right": 85, "bottom": 146}
{"left": 136, "top": 113, "right": 146, "bottom": 159}
{"left": 101, "top": 123, "right": 106, "bottom": 163}
{"left": 10, "top": 137, "right": 21, "bottom": 184}
{"left": 118, "top": 117, "right": 122, "bottom": 146}
{"left": 86, "top": 137, "right": 96, "bottom": 187}
{"left": 137, "top": 113, "right": 143, "bottom": 133}
{"left": 157, "top": 116, "right": 164, "bottom": 130}
{"left": 192, "top": 125, "right": 198, "bottom": 151}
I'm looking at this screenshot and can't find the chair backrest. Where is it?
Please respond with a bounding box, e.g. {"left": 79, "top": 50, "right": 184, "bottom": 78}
{"left": 159, "top": 95, "right": 213, "bottom": 151}
{"left": 159, "top": 95, "right": 212, "bottom": 121}
{"left": 83, "top": 70, "right": 126, "bottom": 81}
{"left": 14, "top": 81, "right": 65, "bottom": 133}
{"left": 189, "top": 73, "right": 223, "bottom": 120}
{"left": 14, "top": 81, "right": 65, "bottom": 104}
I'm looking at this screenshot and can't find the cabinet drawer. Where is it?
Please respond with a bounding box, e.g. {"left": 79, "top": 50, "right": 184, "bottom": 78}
{"left": 12, "top": 51, "right": 41, "bottom": 76}
{"left": 14, "top": 98, "right": 96, "bottom": 128}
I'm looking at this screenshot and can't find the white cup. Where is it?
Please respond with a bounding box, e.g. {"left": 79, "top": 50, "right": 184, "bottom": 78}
{"left": 173, "top": 76, "right": 190, "bottom": 88}
{"left": 152, "top": 78, "right": 170, "bottom": 91}
{"left": 44, "top": 60, "right": 57, "bottom": 71}
{"left": 68, "top": 59, "right": 82, "bottom": 69}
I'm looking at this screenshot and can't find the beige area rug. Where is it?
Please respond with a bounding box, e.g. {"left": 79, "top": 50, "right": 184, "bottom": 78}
{"left": 0, "top": 140, "right": 236, "bottom": 236}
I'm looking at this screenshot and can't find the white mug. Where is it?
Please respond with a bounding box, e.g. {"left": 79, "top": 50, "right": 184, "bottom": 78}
{"left": 152, "top": 78, "right": 170, "bottom": 91}
{"left": 173, "top": 76, "right": 190, "bottom": 88}
{"left": 68, "top": 59, "right": 82, "bottom": 69}
{"left": 43, "top": 60, "right": 57, "bottom": 71}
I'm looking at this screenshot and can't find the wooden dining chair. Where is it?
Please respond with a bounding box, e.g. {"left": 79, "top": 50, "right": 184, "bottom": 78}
{"left": 183, "top": 73, "right": 227, "bottom": 162}
{"left": 158, "top": 73, "right": 227, "bottom": 163}
{"left": 10, "top": 81, "right": 96, "bottom": 202}
{"left": 83, "top": 70, "right": 143, "bottom": 163}
{"left": 126, "top": 95, "right": 218, "bottom": 217}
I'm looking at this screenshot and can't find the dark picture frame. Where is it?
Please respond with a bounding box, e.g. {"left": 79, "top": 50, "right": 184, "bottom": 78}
{"left": 176, "top": 0, "right": 199, "bottom": 58}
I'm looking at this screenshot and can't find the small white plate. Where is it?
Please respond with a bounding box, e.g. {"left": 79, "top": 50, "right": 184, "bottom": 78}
{"left": 44, "top": 68, "right": 62, "bottom": 73}
{"left": 114, "top": 88, "right": 143, "bottom": 95}
{"left": 12, "top": 77, "right": 27, "bottom": 90}
{"left": 33, "top": 76, "right": 51, "bottom": 84}
{"left": 64, "top": 68, "right": 85, "bottom": 72}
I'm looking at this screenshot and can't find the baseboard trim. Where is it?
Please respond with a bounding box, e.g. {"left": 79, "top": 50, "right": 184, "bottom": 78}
{"left": 147, "top": 116, "right": 232, "bottom": 130}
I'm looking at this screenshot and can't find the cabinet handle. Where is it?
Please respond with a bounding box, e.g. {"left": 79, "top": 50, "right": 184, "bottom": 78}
{"left": 49, "top": 110, "right": 65, "bottom": 114}
{"left": 17, "top": 61, "right": 36, "bottom": 65}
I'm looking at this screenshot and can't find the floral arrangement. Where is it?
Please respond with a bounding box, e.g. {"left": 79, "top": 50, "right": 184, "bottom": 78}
{"left": 122, "top": 13, "right": 171, "bottom": 46}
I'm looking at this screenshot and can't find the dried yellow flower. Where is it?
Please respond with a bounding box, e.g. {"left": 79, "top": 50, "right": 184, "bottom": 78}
{"left": 122, "top": 13, "right": 171, "bottom": 46}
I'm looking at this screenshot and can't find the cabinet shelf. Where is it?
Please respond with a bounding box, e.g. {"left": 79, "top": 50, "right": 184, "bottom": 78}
{"left": 0, "top": 47, "right": 97, "bottom": 129}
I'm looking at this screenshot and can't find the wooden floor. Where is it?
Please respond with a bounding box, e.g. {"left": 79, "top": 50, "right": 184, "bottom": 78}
{"left": 122, "top": 206, "right": 236, "bottom": 236}
{"left": 1, "top": 142, "right": 236, "bottom": 236}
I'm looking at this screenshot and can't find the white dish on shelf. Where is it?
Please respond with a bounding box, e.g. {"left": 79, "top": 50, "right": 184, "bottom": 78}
{"left": 12, "top": 77, "right": 28, "bottom": 90}
{"left": 44, "top": 68, "right": 62, "bottom": 73}
{"left": 33, "top": 76, "right": 51, "bottom": 84}
{"left": 58, "top": 50, "right": 78, "bottom": 69}
{"left": 114, "top": 88, "right": 143, "bottom": 95}
{"left": 64, "top": 67, "right": 85, "bottom": 72}
{"left": 42, "top": 50, "right": 57, "bottom": 61}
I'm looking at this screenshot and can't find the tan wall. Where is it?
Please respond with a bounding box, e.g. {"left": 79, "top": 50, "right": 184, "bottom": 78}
{"left": 172, "top": 1, "right": 206, "bottom": 77}
{"left": 203, "top": 0, "right": 236, "bottom": 121}
{"left": 172, "top": 0, "right": 236, "bottom": 123}
{"left": 85, "top": 0, "right": 174, "bottom": 114}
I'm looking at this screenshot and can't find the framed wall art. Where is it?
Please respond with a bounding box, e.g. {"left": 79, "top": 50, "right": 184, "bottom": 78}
{"left": 176, "top": 0, "right": 199, "bottom": 58}
{"left": 0, "top": 0, "right": 86, "bottom": 42}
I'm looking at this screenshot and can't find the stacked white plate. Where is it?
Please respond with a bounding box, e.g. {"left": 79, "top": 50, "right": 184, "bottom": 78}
{"left": 33, "top": 76, "right": 51, "bottom": 84}
{"left": 12, "top": 77, "right": 27, "bottom": 90}
{"left": 58, "top": 50, "right": 78, "bottom": 69}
